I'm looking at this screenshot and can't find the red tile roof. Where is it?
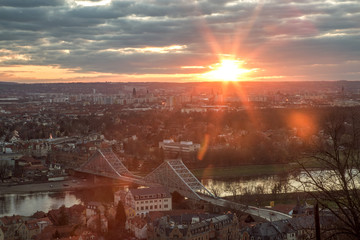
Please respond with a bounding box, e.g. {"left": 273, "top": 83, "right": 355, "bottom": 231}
{"left": 0, "top": 215, "right": 23, "bottom": 225}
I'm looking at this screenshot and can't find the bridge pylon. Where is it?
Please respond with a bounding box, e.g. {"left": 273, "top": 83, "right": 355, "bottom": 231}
{"left": 77, "top": 148, "right": 142, "bottom": 183}
{"left": 144, "top": 159, "right": 215, "bottom": 200}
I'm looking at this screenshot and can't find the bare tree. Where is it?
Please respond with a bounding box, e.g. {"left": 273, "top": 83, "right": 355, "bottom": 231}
{"left": 208, "top": 184, "right": 222, "bottom": 198}
{"left": 0, "top": 161, "right": 10, "bottom": 182}
{"left": 298, "top": 109, "right": 360, "bottom": 239}
{"left": 225, "top": 182, "right": 241, "bottom": 201}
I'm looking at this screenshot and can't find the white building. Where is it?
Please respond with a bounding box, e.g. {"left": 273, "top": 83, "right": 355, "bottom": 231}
{"left": 159, "top": 140, "right": 200, "bottom": 153}
{"left": 115, "top": 186, "right": 172, "bottom": 218}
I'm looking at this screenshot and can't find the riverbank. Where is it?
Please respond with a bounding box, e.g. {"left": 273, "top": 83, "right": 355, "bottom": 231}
{"left": 191, "top": 158, "right": 322, "bottom": 179}
{"left": 191, "top": 163, "right": 296, "bottom": 179}
{"left": 0, "top": 179, "right": 124, "bottom": 195}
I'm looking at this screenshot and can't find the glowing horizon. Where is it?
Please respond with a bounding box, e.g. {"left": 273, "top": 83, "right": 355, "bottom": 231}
{"left": 202, "top": 58, "right": 256, "bottom": 82}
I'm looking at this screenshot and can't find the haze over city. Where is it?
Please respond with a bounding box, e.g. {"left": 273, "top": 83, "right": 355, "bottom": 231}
{"left": 1, "top": 0, "right": 360, "bottom": 83}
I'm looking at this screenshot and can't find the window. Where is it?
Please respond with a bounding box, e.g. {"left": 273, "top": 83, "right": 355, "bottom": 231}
{"left": 159, "top": 205, "right": 161, "bottom": 208}
{"left": 141, "top": 207, "right": 144, "bottom": 210}
{"left": 155, "top": 205, "right": 157, "bottom": 209}
{"left": 164, "top": 199, "right": 168, "bottom": 202}
{"left": 145, "top": 200, "right": 148, "bottom": 203}
{"left": 146, "top": 206, "right": 148, "bottom": 210}
{"left": 164, "top": 204, "right": 168, "bottom": 208}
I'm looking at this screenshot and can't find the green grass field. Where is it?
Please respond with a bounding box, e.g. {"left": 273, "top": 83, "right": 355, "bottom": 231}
{"left": 136, "top": 157, "right": 323, "bottom": 179}
{"left": 191, "top": 164, "right": 291, "bottom": 179}
{"left": 190, "top": 158, "right": 322, "bottom": 179}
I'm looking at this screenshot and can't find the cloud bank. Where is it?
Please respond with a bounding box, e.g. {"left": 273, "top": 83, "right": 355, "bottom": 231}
{"left": 0, "top": 0, "right": 359, "bottom": 82}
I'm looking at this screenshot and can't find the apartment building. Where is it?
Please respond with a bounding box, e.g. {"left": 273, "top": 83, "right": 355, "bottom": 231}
{"left": 115, "top": 186, "right": 172, "bottom": 218}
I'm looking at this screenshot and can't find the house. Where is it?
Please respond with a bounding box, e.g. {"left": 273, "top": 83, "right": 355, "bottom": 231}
{"left": 148, "top": 213, "right": 240, "bottom": 240}
{"left": 35, "top": 225, "right": 75, "bottom": 240}
{"left": 78, "top": 230, "right": 99, "bottom": 240}
{"left": 0, "top": 227, "right": 5, "bottom": 240}
{"left": 15, "top": 156, "right": 48, "bottom": 180}
{"left": 86, "top": 202, "right": 105, "bottom": 219}
{"left": 47, "top": 204, "right": 86, "bottom": 227}
{"left": 0, "top": 215, "right": 25, "bottom": 239}
{"left": 18, "top": 220, "right": 40, "bottom": 240}
{"left": 86, "top": 214, "right": 108, "bottom": 233}
{"left": 85, "top": 202, "right": 108, "bottom": 233}
{"left": 18, "top": 217, "right": 52, "bottom": 240}
{"left": 240, "top": 215, "right": 336, "bottom": 240}
{"left": 115, "top": 186, "right": 172, "bottom": 218}
{"left": 289, "top": 201, "right": 314, "bottom": 217}
{"left": 241, "top": 220, "right": 297, "bottom": 240}
{"left": 126, "top": 216, "right": 147, "bottom": 239}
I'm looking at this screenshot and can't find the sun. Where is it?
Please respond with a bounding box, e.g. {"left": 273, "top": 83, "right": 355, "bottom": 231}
{"left": 203, "top": 59, "right": 252, "bottom": 81}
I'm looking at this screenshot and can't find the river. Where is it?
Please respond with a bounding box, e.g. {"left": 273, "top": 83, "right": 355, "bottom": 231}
{"left": 0, "top": 191, "right": 81, "bottom": 217}
{"left": 202, "top": 173, "right": 301, "bottom": 197}
{"left": 0, "top": 185, "right": 118, "bottom": 217}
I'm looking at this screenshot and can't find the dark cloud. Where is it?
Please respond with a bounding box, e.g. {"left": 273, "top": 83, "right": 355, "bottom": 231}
{"left": 0, "top": 0, "right": 65, "bottom": 7}
{"left": 0, "top": 0, "right": 359, "bottom": 81}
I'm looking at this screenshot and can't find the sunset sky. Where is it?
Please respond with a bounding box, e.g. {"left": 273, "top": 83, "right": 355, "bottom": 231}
{"left": 0, "top": 0, "right": 359, "bottom": 83}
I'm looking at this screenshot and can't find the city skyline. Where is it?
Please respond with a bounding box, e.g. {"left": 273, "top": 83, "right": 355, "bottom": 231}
{"left": 0, "top": 0, "right": 359, "bottom": 83}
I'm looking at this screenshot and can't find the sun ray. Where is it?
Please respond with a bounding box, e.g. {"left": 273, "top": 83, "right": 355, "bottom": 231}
{"left": 232, "top": 2, "right": 265, "bottom": 56}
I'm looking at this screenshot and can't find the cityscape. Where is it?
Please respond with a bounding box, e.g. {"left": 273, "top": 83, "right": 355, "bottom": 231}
{"left": 1, "top": 81, "right": 360, "bottom": 239}
{"left": 1, "top": 0, "right": 360, "bottom": 239}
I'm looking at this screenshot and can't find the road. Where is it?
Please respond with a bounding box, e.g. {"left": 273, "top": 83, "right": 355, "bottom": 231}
{"left": 202, "top": 196, "right": 291, "bottom": 221}
{"left": 0, "top": 178, "right": 122, "bottom": 195}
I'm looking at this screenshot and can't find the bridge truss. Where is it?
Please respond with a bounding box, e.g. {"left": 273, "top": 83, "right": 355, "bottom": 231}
{"left": 144, "top": 159, "right": 215, "bottom": 200}
{"left": 78, "top": 148, "right": 142, "bottom": 183}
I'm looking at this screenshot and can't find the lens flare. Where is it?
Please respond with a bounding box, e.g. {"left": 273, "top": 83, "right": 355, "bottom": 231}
{"left": 197, "top": 134, "right": 210, "bottom": 161}
{"left": 288, "top": 112, "right": 317, "bottom": 139}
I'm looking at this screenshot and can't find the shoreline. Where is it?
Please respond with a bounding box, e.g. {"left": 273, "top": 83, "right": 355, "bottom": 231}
{"left": 0, "top": 179, "right": 125, "bottom": 195}
{"left": 190, "top": 163, "right": 296, "bottom": 179}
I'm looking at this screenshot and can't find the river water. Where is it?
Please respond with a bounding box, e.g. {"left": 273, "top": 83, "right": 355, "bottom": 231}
{"left": 0, "top": 185, "right": 117, "bottom": 217}
{"left": 0, "top": 192, "right": 82, "bottom": 217}
{"left": 202, "top": 173, "right": 301, "bottom": 197}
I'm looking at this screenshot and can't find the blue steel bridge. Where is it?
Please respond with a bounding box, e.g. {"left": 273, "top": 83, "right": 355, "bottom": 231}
{"left": 76, "top": 148, "right": 291, "bottom": 221}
